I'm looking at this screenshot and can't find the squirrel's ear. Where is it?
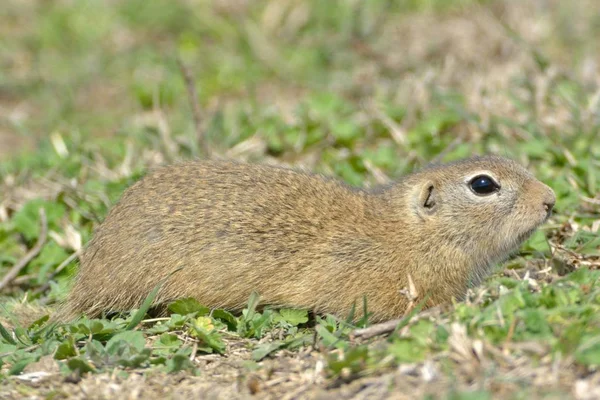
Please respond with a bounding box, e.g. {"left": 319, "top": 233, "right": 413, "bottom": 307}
{"left": 414, "top": 180, "right": 437, "bottom": 216}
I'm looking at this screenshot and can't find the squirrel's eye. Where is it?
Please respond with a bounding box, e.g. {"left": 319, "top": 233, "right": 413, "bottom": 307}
{"left": 469, "top": 175, "right": 499, "bottom": 195}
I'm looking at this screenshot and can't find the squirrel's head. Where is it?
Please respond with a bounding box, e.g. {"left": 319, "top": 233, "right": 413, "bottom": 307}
{"left": 399, "top": 155, "right": 555, "bottom": 268}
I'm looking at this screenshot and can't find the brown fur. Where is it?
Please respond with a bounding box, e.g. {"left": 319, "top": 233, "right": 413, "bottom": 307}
{"left": 57, "top": 156, "right": 555, "bottom": 323}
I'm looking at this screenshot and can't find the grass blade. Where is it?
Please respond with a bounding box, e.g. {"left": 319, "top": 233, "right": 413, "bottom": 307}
{"left": 125, "top": 266, "right": 184, "bottom": 330}
{"left": 390, "top": 293, "right": 431, "bottom": 338}
{"left": 244, "top": 291, "right": 261, "bottom": 322}
{"left": 0, "top": 322, "right": 16, "bottom": 345}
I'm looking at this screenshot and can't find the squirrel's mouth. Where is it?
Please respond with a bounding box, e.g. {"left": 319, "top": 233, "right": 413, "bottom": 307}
{"left": 516, "top": 220, "right": 545, "bottom": 245}
{"left": 512, "top": 207, "right": 553, "bottom": 247}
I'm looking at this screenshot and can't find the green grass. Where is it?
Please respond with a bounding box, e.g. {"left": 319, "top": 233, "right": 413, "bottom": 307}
{"left": 1, "top": 0, "right": 600, "bottom": 398}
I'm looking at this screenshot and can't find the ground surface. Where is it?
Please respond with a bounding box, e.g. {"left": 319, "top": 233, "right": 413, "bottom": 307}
{"left": 1, "top": 0, "right": 600, "bottom": 399}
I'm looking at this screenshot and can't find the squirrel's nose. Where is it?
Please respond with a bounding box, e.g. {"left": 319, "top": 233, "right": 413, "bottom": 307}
{"left": 543, "top": 200, "right": 554, "bottom": 216}
{"left": 542, "top": 187, "right": 556, "bottom": 217}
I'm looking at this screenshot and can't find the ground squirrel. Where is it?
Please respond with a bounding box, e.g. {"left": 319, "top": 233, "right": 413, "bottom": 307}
{"left": 59, "top": 155, "right": 555, "bottom": 323}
